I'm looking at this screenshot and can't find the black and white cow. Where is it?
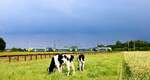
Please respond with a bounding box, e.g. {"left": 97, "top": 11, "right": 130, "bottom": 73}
{"left": 48, "top": 54, "right": 75, "bottom": 76}
{"left": 78, "top": 54, "right": 85, "bottom": 71}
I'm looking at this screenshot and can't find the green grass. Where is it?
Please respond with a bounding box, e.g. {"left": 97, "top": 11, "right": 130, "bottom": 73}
{"left": 0, "top": 53, "right": 123, "bottom": 80}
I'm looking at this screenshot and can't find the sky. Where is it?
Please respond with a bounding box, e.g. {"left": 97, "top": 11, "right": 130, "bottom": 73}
{"left": 0, "top": 0, "right": 150, "bottom": 48}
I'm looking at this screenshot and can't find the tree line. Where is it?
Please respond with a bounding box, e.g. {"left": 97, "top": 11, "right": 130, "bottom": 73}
{"left": 1, "top": 37, "right": 150, "bottom": 51}
{"left": 107, "top": 40, "right": 150, "bottom": 51}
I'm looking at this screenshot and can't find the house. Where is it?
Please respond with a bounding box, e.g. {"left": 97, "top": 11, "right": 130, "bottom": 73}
{"left": 94, "top": 47, "right": 112, "bottom": 52}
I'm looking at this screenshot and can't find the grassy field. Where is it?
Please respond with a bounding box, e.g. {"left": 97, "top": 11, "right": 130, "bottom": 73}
{"left": 0, "top": 53, "right": 122, "bottom": 80}
{"left": 0, "top": 51, "right": 150, "bottom": 80}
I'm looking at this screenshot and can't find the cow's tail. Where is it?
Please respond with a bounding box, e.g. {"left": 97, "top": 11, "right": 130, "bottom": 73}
{"left": 48, "top": 57, "right": 55, "bottom": 74}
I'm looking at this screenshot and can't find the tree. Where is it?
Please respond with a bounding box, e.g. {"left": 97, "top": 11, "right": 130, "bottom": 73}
{"left": 110, "top": 40, "right": 150, "bottom": 51}
{"left": 11, "top": 47, "right": 23, "bottom": 52}
{"left": 97, "top": 44, "right": 105, "bottom": 47}
{"left": 0, "top": 37, "right": 6, "bottom": 51}
{"left": 70, "top": 46, "right": 78, "bottom": 51}
{"left": 115, "top": 40, "right": 123, "bottom": 48}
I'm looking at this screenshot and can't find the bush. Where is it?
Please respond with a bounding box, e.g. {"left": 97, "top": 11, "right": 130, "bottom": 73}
{"left": 0, "top": 37, "right": 6, "bottom": 51}
{"left": 11, "top": 48, "right": 24, "bottom": 52}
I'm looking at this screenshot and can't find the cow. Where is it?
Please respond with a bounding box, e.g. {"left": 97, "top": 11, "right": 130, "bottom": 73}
{"left": 78, "top": 54, "right": 85, "bottom": 71}
{"left": 48, "top": 54, "right": 75, "bottom": 76}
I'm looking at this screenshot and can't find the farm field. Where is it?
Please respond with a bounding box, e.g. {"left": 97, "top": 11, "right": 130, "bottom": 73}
{"left": 0, "top": 53, "right": 122, "bottom": 80}
{"left": 123, "top": 52, "right": 150, "bottom": 80}
{"left": 0, "top": 51, "right": 150, "bottom": 80}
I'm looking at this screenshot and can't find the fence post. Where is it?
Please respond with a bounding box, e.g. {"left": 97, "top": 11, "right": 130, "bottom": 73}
{"left": 24, "top": 56, "right": 26, "bottom": 61}
{"left": 30, "top": 55, "right": 32, "bottom": 60}
{"left": 17, "top": 56, "right": 19, "bottom": 61}
{"left": 35, "top": 55, "right": 37, "bottom": 60}
{"left": 9, "top": 57, "right": 11, "bottom": 62}
{"left": 45, "top": 54, "right": 46, "bottom": 58}
{"left": 40, "top": 55, "right": 42, "bottom": 59}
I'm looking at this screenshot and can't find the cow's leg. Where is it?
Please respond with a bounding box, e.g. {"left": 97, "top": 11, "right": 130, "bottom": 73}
{"left": 79, "top": 62, "right": 82, "bottom": 71}
{"left": 71, "top": 63, "right": 75, "bottom": 74}
{"left": 56, "top": 65, "right": 61, "bottom": 72}
{"left": 67, "top": 63, "right": 70, "bottom": 76}
{"left": 60, "top": 65, "right": 63, "bottom": 72}
{"left": 82, "top": 62, "right": 84, "bottom": 71}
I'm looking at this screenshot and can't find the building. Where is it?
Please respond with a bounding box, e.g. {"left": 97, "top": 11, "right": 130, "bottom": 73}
{"left": 94, "top": 47, "right": 112, "bottom": 52}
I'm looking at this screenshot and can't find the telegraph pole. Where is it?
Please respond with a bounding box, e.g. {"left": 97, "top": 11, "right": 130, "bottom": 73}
{"left": 53, "top": 40, "right": 56, "bottom": 49}
{"left": 134, "top": 41, "right": 136, "bottom": 51}
{"left": 128, "top": 41, "right": 129, "bottom": 51}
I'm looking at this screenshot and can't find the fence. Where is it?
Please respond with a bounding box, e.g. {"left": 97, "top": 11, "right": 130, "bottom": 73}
{"left": 0, "top": 51, "right": 99, "bottom": 62}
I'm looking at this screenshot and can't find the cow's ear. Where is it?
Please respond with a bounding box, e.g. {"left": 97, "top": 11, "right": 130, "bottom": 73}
{"left": 58, "top": 54, "right": 63, "bottom": 59}
{"left": 64, "top": 55, "right": 67, "bottom": 59}
{"left": 70, "top": 55, "right": 74, "bottom": 61}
